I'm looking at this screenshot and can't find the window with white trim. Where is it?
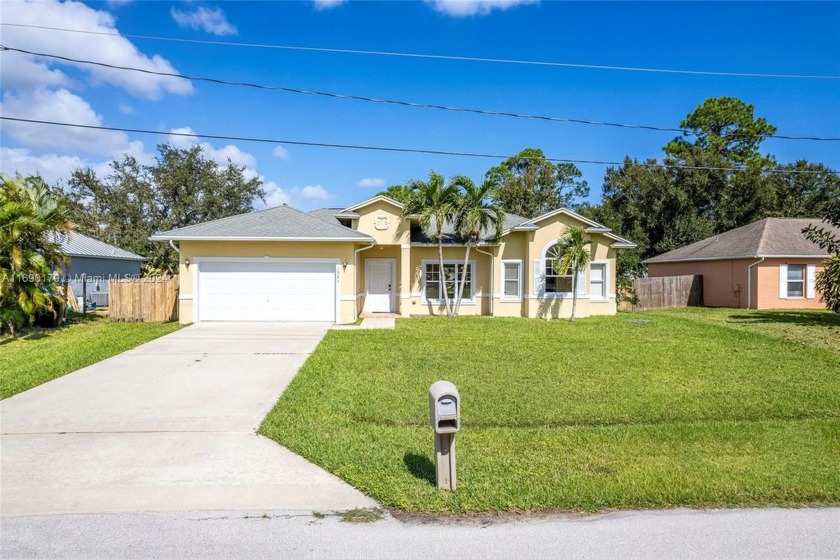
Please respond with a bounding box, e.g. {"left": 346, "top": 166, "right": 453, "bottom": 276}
{"left": 544, "top": 244, "right": 573, "bottom": 293}
{"left": 786, "top": 264, "right": 805, "bottom": 297}
{"left": 424, "top": 262, "right": 473, "bottom": 301}
{"left": 590, "top": 263, "right": 607, "bottom": 300}
{"left": 502, "top": 261, "right": 521, "bottom": 299}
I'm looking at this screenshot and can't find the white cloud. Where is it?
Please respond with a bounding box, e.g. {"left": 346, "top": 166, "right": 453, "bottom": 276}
{"left": 1, "top": 0, "right": 192, "bottom": 100}
{"left": 311, "top": 0, "right": 347, "bottom": 10}
{"left": 170, "top": 5, "right": 238, "bottom": 36}
{"left": 358, "top": 177, "right": 386, "bottom": 189}
{"left": 425, "top": 0, "right": 538, "bottom": 16}
{"left": 297, "top": 184, "right": 329, "bottom": 201}
{"left": 1, "top": 147, "right": 90, "bottom": 185}
{"left": 0, "top": 88, "right": 141, "bottom": 155}
{"left": 0, "top": 52, "right": 72, "bottom": 93}
{"left": 256, "top": 183, "right": 333, "bottom": 209}
{"left": 263, "top": 181, "right": 290, "bottom": 207}
{"left": 271, "top": 145, "right": 290, "bottom": 159}
{"left": 168, "top": 127, "right": 257, "bottom": 169}
{"left": 106, "top": 0, "right": 133, "bottom": 7}
{"left": 118, "top": 103, "right": 135, "bottom": 114}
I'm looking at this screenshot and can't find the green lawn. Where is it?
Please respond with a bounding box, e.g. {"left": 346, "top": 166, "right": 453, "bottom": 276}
{"left": 0, "top": 314, "right": 180, "bottom": 399}
{"left": 259, "top": 308, "right": 840, "bottom": 513}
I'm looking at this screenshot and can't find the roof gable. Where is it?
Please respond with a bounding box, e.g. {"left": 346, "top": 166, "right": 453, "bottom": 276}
{"left": 644, "top": 218, "right": 835, "bottom": 264}
{"left": 344, "top": 195, "right": 404, "bottom": 213}
{"left": 504, "top": 207, "right": 636, "bottom": 247}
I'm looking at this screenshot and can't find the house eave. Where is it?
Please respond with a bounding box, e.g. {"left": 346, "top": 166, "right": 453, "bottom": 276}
{"left": 643, "top": 254, "right": 828, "bottom": 265}
{"left": 150, "top": 235, "right": 373, "bottom": 242}
{"left": 65, "top": 253, "right": 147, "bottom": 261}
{"left": 409, "top": 242, "right": 500, "bottom": 247}
{"left": 344, "top": 195, "right": 404, "bottom": 212}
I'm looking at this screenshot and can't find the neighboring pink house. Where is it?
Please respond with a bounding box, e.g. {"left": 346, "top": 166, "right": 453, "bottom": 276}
{"left": 644, "top": 218, "right": 836, "bottom": 310}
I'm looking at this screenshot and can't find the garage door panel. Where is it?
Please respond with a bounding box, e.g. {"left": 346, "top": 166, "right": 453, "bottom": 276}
{"left": 197, "top": 261, "right": 336, "bottom": 322}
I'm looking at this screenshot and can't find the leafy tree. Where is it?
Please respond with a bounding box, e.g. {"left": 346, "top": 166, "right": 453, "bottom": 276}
{"left": 551, "top": 225, "right": 590, "bottom": 321}
{"left": 804, "top": 201, "right": 840, "bottom": 313}
{"left": 377, "top": 184, "right": 414, "bottom": 205}
{"left": 665, "top": 96, "right": 777, "bottom": 168}
{"left": 593, "top": 98, "right": 840, "bottom": 271}
{"left": 0, "top": 175, "right": 74, "bottom": 334}
{"left": 767, "top": 161, "right": 840, "bottom": 218}
{"left": 401, "top": 171, "right": 461, "bottom": 316}
{"left": 451, "top": 176, "right": 504, "bottom": 315}
{"left": 486, "top": 148, "right": 588, "bottom": 218}
{"left": 663, "top": 97, "right": 778, "bottom": 234}
{"left": 66, "top": 144, "right": 264, "bottom": 273}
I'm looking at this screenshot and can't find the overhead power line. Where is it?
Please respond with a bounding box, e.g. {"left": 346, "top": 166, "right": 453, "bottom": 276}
{"left": 1, "top": 45, "right": 837, "bottom": 143}
{"left": 2, "top": 22, "right": 839, "bottom": 80}
{"left": 1, "top": 116, "right": 834, "bottom": 176}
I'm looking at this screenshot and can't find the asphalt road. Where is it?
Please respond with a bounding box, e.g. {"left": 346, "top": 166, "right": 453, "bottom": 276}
{"left": 3, "top": 507, "right": 838, "bottom": 558}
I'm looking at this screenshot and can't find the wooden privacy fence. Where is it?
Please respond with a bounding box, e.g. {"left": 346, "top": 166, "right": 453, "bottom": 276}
{"left": 619, "top": 275, "right": 703, "bottom": 311}
{"left": 109, "top": 276, "right": 179, "bottom": 322}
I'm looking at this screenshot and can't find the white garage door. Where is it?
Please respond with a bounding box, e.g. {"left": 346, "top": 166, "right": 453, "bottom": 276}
{"left": 196, "top": 260, "right": 337, "bottom": 322}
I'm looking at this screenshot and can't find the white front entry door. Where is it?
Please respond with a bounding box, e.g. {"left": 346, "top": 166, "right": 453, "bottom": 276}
{"left": 366, "top": 260, "right": 393, "bottom": 313}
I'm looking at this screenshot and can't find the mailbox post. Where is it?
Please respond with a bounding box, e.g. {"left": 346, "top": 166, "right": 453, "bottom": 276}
{"left": 428, "top": 381, "right": 460, "bottom": 491}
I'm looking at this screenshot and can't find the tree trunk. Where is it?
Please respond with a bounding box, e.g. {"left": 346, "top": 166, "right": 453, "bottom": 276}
{"left": 454, "top": 243, "right": 472, "bottom": 316}
{"left": 570, "top": 261, "right": 578, "bottom": 322}
{"left": 437, "top": 233, "right": 453, "bottom": 317}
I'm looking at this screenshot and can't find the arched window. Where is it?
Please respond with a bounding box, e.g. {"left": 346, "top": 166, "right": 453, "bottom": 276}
{"left": 544, "top": 243, "right": 574, "bottom": 294}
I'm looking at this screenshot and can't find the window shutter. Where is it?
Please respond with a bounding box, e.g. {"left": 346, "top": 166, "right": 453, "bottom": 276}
{"left": 577, "top": 269, "right": 586, "bottom": 296}
{"left": 533, "top": 259, "right": 544, "bottom": 297}
{"left": 779, "top": 264, "right": 788, "bottom": 299}
{"left": 605, "top": 261, "right": 612, "bottom": 298}
{"left": 806, "top": 263, "right": 816, "bottom": 299}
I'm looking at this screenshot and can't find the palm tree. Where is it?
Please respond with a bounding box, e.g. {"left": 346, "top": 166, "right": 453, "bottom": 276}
{"left": 0, "top": 175, "right": 73, "bottom": 334}
{"left": 452, "top": 177, "right": 504, "bottom": 316}
{"left": 552, "top": 225, "right": 591, "bottom": 321}
{"left": 401, "top": 171, "right": 460, "bottom": 317}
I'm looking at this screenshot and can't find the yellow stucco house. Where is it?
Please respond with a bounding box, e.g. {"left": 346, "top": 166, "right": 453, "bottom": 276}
{"left": 151, "top": 195, "right": 636, "bottom": 324}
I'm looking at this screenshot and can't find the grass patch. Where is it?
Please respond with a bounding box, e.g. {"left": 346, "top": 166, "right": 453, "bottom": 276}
{"left": 646, "top": 307, "right": 840, "bottom": 354}
{"left": 339, "top": 508, "right": 385, "bottom": 523}
{"left": 0, "top": 314, "right": 180, "bottom": 399}
{"left": 259, "top": 309, "right": 840, "bottom": 513}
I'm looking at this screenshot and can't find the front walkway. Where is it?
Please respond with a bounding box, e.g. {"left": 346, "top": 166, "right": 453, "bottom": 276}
{"left": 0, "top": 322, "right": 375, "bottom": 516}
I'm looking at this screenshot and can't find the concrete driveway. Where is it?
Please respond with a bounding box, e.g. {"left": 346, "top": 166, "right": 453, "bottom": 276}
{"left": 0, "top": 322, "right": 375, "bottom": 516}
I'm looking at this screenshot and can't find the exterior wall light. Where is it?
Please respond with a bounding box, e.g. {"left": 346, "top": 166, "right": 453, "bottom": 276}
{"left": 185, "top": 259, "right": 190, "bottom": 270}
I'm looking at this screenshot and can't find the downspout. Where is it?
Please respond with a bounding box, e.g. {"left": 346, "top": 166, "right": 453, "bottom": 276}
{"left": 476, "top": 246, "right": 495, "bottom": 317}
{"left": 169, "top": 239, "right": 180, "bottom": 254}
{"left": 747, "top": 257, "right": 765, "bottom": 309}
{"left": 353, "top": 241, "right": 376, "bottom": 320}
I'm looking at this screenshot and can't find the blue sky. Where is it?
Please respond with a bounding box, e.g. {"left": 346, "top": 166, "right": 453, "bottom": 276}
{"left": 1, "top": 0, "right": 838, "bottom": 210}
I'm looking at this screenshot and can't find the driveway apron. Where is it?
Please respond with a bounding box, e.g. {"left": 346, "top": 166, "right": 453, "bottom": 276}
{"left": 0, "top": 322, "right": 375, "bottom": 516}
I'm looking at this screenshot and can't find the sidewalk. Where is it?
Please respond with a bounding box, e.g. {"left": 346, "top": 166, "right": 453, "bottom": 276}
{"left": 3, "top": 507, "right": 838, "bottom": 558}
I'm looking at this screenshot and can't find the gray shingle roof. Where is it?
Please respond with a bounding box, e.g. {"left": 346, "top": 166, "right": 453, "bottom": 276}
{"left": 50, "top": 231, "right": 145, "bottom": 261}
{"left": 644, "top": 218, "right": 836, "bottom": 264}
{"left": 151, "top": 204, "right": 373, "bottom": 241}
{"left": 411, "top": 212, "right": 529, "bottom": 244}
{"left": 308, "top": 208, "right": 346, "bottom": 226}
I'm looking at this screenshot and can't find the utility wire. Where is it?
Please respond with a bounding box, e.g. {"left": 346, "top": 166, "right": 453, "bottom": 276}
{"left": 2, "top": 22, "right": 838, "bottom": 80}
{"left": 1, "top": 116, "right": 834, "bottom": 176}
{"left": 1, "top": 45, "right": 837, "bottom": 142}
